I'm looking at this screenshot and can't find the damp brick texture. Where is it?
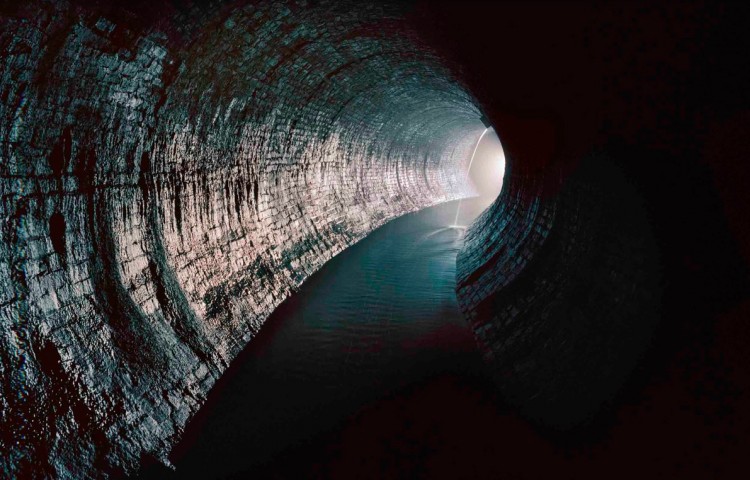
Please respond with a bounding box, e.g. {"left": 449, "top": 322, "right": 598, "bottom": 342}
{"left": 456, "top": 158, "right": 662, "bottom": 428}
{"left": 4, "top": 1, "right": 749, "bottom": 478}
{"left": 0, "top": 0, "right": 484, "bottom": 476}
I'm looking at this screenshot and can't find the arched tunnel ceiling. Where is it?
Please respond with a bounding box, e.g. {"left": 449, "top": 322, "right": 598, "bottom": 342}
{"left": 2, "top": 0, "right": 750, "bottom": 478}
{"left": 0, "top": 0, "right": 483, "bottom": 476}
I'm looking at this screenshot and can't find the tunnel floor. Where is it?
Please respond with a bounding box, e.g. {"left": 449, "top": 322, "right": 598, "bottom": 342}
{"left": 143, "top": 198, "right": 494, "bottom": 479}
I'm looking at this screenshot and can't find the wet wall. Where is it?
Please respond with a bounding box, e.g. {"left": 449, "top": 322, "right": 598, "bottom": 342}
{"left": 2, "top": 0, "right": 749, "bottom": 478}
{"left": 0, "top": 1, "right": 483, "bottom": 476}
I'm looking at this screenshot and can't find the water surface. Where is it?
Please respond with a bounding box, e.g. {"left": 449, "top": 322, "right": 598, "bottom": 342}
{"left": 162, "top": 198, "right": 492, "bottom": 478}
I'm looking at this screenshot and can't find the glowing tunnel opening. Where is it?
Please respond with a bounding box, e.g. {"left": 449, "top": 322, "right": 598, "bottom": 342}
{"left": 451, "top": 127, "right": 506, "bottom": 227}
{"left": 468, "top": 127, "right": 506, "bottom": 200}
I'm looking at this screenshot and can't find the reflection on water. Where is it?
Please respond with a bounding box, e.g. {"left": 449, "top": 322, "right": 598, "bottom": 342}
{"left": 164, "top": 198, "right": 492, "bottom": 479}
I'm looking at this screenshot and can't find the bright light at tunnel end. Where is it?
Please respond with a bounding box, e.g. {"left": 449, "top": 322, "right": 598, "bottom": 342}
{"left": 468, "top": 127, "right": 506, "bottom": 200}
{"left": 449, "top": 126, "right": 506, "bottom": 230}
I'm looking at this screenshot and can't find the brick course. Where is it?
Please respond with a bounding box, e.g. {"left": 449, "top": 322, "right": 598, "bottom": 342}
{"left": 0, "top": 1, "right": 483, "bottom": 476}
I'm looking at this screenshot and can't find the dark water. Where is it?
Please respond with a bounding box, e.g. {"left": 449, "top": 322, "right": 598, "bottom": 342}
{"left": 156, "top": 198, "right": 493, "bottom": 479}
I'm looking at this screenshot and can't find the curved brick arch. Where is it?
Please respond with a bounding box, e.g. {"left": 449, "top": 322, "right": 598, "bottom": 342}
{"left": 2, "top": 1, "right": 749, "bottom": 478}
{"left": 0, "top": 1, "right": 482, "bottom": 476}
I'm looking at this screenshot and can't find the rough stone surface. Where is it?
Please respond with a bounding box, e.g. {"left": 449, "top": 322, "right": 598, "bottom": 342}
{"left": 0, "top": 1, "right": 482, "bottom": 477}
{"left": 3, "top": 1, "right": 750, "bottom": 478}
{"left": 457, "top": 157, "right": 662, "bottom": 427}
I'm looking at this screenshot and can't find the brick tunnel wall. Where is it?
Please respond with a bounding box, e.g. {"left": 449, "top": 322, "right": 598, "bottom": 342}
{"left": 0, "top": 0, "right": 484, "bottom": 476}
{"left": 446, "top": 0, "right": 750, "bottom": 440}
{"left": 456, "top": 155, "right": 662, "bottom": 428}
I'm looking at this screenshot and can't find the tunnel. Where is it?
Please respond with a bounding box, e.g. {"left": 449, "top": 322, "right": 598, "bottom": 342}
{"left": 1, "top": 0, "right": 749, "bottom": 478}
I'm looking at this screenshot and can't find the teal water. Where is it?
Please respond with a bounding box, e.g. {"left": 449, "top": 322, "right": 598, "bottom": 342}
{"left": 162, "top": 198, "right": 492, "bottom": 479}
